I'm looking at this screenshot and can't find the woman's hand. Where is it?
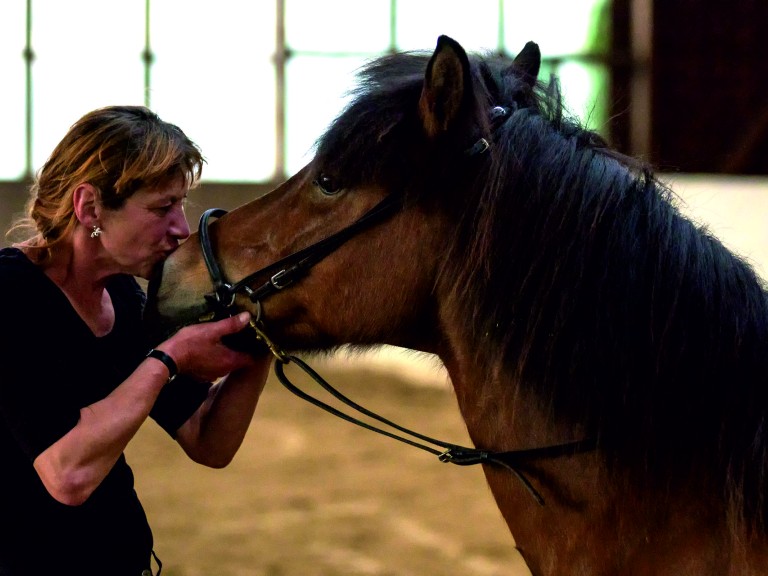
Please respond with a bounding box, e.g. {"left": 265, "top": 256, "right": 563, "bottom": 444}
{"left": 155, "top": 312, "right": 257, "bottom": 382}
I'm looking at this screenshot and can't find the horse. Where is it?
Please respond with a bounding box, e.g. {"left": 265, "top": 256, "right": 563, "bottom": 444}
{"left": 144, "top": 35, "right": 768, "bottom": 575}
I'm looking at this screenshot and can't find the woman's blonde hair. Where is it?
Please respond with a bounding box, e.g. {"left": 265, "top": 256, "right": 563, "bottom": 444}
{"left": 8, "top": 105, "right": 204, "bottom": 262}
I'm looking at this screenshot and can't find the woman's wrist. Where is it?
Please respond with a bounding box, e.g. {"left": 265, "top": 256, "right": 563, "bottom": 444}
{"left": 145, "top": 348, "right": 179, "bottom": 384}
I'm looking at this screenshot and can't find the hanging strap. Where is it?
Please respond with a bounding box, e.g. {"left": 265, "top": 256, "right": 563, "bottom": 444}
{"left": 273, "top": 354, "right": 597, "bottom": 506}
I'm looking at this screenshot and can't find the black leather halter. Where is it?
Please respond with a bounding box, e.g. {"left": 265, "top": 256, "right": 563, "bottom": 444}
{"left": 199, "top": 105, "right": 514, "bottom": 317}
{"left": 198, "top": 191, "right": 402, "bottom": 320}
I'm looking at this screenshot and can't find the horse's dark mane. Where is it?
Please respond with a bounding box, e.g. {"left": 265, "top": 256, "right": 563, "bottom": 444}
{"left": 315, "top": 49, "right": 768, "bottom": 530}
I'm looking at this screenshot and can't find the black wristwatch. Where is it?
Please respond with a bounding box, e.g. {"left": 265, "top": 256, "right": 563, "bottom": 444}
{"left": 145, "top": 349, "right": 179, "bottom": 384}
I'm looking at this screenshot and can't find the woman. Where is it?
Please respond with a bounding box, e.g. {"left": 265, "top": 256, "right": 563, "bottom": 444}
{"left": 0, "top": 106, "right": 271, "bottom": 575}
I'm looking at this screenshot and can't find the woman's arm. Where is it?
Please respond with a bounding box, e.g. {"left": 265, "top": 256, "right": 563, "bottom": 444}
{"left": 174, "top": 353, "right": 273, "bottom": 467}
{"left": 33, "top": 358, "right": 169, "bottom": 505}
{"left": 33, "top": 312, "right": 257, "bottom": 505}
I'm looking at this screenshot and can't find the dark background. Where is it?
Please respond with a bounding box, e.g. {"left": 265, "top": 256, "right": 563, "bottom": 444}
{"left": 611, "top": 0, "right": 768, "bottom": 174}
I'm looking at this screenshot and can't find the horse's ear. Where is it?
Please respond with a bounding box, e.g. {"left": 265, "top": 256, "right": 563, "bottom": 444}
{"left": 512, "top": 41, "right": 541, "bottom": 86}
{"left": 419, "top": 35, "right": 473, "bottom": 139}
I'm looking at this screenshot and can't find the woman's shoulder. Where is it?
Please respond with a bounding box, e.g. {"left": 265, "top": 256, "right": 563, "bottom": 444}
{"left": 0, "top": 247, "right": 56, "bottom": 323}
{"left": 0, "top": 246, "right": 43, "bottom": 284}
{"left": 0, "top": 246, "right": 34, "bottom": 268}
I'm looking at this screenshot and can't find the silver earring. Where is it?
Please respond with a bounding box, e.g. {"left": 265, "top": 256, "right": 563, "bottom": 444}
{"left": 90, "top": 226, "right": 102, "bottom": 238}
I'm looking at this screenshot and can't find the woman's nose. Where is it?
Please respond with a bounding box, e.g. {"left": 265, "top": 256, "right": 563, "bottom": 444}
{"left": 170, "top": 206, "right": 191, "bottom": 240}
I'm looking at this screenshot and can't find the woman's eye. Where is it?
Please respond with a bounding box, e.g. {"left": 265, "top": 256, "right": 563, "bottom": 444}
{"left": 313, "top": 173, "right": 342, "bottom": 196}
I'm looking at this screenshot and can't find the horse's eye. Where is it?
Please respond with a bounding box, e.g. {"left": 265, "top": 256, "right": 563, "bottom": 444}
{"left": 313, "top": 173, "right": 342, "bottom": 196}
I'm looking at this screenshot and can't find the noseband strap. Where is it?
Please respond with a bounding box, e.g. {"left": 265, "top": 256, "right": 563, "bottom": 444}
{"left": 198, "top": 191, "right": 401, "bottom": 318}
{"left": 199, "top": 208, "right": 234, "bottom": 308}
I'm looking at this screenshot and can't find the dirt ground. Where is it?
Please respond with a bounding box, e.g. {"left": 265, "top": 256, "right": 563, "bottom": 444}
{"left": 125, "top": 355, "right": 532, "bottom": 576}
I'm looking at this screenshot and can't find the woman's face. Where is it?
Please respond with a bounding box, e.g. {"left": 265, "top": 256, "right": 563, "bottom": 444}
{"left": 97, "top": 179, "right": 191, "bottom": 279}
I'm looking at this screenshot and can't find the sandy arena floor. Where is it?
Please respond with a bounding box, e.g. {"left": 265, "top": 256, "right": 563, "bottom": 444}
{"left": 126, "top": 352, "right": 532, "bottom": 576}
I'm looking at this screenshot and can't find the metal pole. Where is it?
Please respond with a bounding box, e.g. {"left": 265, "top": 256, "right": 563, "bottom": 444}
{"left": 24, "top": 0, "right": 33, "bottom": 179}
{"left": 274, "top": 0, "right": 286, "bottom": 180}
{"left": 143, "top": 0, "right": 153, "bottom": 108}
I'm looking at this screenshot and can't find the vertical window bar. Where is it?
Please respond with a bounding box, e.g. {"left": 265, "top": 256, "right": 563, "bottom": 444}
{"left": 24, "top": 0, "right": 33, "bottom": 179}
{"left": 390, "top": 0, "right": 397, "bottom": 53}
{"left": 497, "top": 0, "right": 505, "bottom": 55}
{"left": 630, "top": 0, "right": 652, "bottom": 158}
{"left": 142, "top": 0, "right": 153, "bottom": 108}
{"left": 275, "top": 0, "right": 286, "bottom": 180}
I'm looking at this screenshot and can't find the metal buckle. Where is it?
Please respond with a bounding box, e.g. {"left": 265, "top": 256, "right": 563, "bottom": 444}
{"left": 249, "top": 319, "right": 289, "bottom": 363}
{"left": 270, "top": 269, "right": 294, "bottom": 290}
{"left": 216, "top": 282, "right": 236, "bottom": 307}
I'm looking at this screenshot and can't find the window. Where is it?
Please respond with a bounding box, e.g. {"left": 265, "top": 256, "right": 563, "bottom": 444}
{"left": 0, "top": 0, "right": 611, "bottom": 182}
{"left": 31, "top": 1, "right": 146, "bottom": 169}
{"left": 0, "top": 1, "right": 27, "bottom": 180}
{"left": 150, "top": 0, "right": 276, "bottom": 181}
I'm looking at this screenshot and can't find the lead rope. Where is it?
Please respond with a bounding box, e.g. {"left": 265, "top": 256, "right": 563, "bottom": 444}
{"left": 249, "top": 319, "right": 596, "bottom": 506}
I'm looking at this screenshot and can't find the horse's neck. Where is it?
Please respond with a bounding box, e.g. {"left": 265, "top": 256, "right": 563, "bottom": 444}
{"left": 440, "top": 353, "right": 768, "bottom": 576}
{"left": 441, "top": 356, "right": 604, "bottom": 569}
{"left": 440, "top": 351, "right": 580, "bottom": 454}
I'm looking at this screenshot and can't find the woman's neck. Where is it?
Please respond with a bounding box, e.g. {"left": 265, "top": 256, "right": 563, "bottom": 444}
{"left": 35, "top": 237, "right": 116, "bottom": 337}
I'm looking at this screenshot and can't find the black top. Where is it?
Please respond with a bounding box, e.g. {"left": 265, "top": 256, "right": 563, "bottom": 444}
{"left": 0, "top": 247, "right": 210, "bottom": 575}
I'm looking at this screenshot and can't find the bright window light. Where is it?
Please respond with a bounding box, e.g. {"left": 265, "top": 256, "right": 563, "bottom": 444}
{"left": 286, "top": 0, "right": 391, "bottom": 53}
{"left": 2, "top": 0, "right": 610, "bottom": 182}
{"left": 557, "top": 61, "right": 609, "bottom": 130}
{"left": 151, "top": 0, "right": 276, "bottom": 182}
{"left": 0, "top": 0, "right": 26, "bottom": 179}
{"left": 396, "top": 0, "right": 500, "bottom": 52}
{"left": 285, "top": 55, "right": 366, "bottom": 174}
{"left": 31, "top": 0, "right": 145, "bottom": 172}
{"left": 504, "top": 0, "right": 609, "bottom": 56}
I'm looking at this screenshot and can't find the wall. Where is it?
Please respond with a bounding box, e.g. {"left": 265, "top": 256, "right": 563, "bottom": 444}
{"left": 667, "top": 175, "right": 768, "bottom": 279}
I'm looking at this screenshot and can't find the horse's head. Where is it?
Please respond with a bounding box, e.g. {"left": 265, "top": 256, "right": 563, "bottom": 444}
{"left": 145, "top": 35, "right": 541, "bottom": 355}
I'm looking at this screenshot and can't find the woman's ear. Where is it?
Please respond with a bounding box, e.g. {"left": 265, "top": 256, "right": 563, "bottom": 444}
{"left": 72, "top": 183, "right": 100, "bottom": 228}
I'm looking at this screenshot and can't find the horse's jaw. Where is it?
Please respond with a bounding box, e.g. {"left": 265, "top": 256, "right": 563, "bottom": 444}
{"left": 143, "top": 250, "right": 214, "bottom": 343}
